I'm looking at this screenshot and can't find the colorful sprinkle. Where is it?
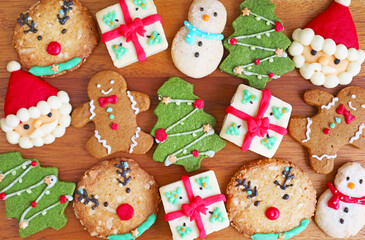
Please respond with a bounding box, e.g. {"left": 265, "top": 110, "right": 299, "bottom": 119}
{"left": 106, "top": 107, "right": 113, "bottom": 113}
{"left": 268, "top": 72, "right": 274, "bottom": 79}
{"left": 31, "top": 201, "right": 37, "bottom": 208}
{"left": 192, "top": 150, "right": 199, "bottom": 157}
{"left": 324, "top": 128, "right": 330, "bottom": 134}
{"left": 111, "top": 123, "right": 119, "bottom": 130}
{"left": 330, "top": 123, "right": 335, "bottom": 128}
{"left": 229, "top": 38, "right": 237, "bottom": 45}
{"left": 275, "top": 21, "right": 283, "bottom": 32}
{"left": 335, "top": 117, "right": 341, "bottom": 123}
{"left": 109, "top": 114, "right": 115, "bottom": 120}
{"left": 254, "top": 59, "right": 260, "bottom": 65}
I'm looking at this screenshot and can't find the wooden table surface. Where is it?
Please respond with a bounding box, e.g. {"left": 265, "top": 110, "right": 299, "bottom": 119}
{"left": 0, "top": 0, "right": 364, "bottom": 239}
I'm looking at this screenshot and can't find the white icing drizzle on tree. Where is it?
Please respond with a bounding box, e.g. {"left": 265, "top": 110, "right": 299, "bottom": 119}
{"left": 321, "top": 97, "right": 339, "bottom": 110}
{"left": 127, "top": 91, "right": 140, "bottom": 114}
{"left": 349, "top": 123, "right": 365, "bottom": 143}
{"left": 312, "top": 154, "right": 337, "bottom": 161}
{"left": 302, "top": 117, "right": 312, "bottom": 143}
{"left": 89, "top": 100, "right": 96, "bottom": 120}
{"left": 94, "top": 130, "right": 111, "bottom": 154}
{"left": 348, "top": 101, "right": 357, "bottom": 111}
{"left": 129, "top": 127, "right": 141, "bottom": 153}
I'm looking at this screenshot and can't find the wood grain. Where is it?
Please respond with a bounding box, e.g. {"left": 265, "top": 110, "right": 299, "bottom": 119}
{"left": 0, "top": 0, "right": 364, "bottom": 239}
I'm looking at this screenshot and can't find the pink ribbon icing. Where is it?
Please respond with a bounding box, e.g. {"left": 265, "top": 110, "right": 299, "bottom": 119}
{"left": 101, "top": 0, "right": 163, "bottom": 62}
{"left": 99, "top": 95, "right": 118, "bottom": 108}
{"left": 336, "top": 104, "right": 355, "bottom": 124}
{"left": 164, "top": 175, "right": 226, "bottom": 239}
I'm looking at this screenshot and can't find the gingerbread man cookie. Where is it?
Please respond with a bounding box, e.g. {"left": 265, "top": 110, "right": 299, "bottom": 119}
{"left": 71, "top": 71, "right": 153, "bottom": 158}
{"left": 289, "top": 86, "right": 365, "bottom": 174}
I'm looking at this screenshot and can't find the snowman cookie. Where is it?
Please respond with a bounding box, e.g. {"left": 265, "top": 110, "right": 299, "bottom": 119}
{"left": 13, "top": 0, "right": 99, "bottom": 77}
{"left": 0, "top": 62, "right": 72, "bottom": 149}
{"left": 171, "top": 0, "right": 227, "bottom": 78}
{"left": 73, "top": 158, "right": 159, "bottom": 239}
{"left": 226, "top": 159, "right": 316, "bottom": 240}
{"left": 71, "top": 70, "right": 153, "bottom": 158}
{"left": 288, "top": 0, "right": 365, "bottom": 88}
{"left": 315, "top": 162, "right": 365, "bottom": 238}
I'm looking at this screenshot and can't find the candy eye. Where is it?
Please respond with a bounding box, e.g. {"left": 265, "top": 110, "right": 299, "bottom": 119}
{"left": 311, "top": 50, "right": 317, "bottom": 56}
{"left": 254, "top": 201, "right": 260, "bottom": 206}
{"left": 126, "top": 188, "right": 131, "bottom": 193}
{"left": 334, "top": 59, "right": 340, "bottom": 65}
{"left": 62, "top": 29, "right": 67, "bottom": 34}
{"left": 110, "top": 80, "right": 115, "bottom": 84}
{"left": 214, "top": 12, "right": 218, "bottom": 17}
{"left": 346, "top": 176, "right": 350, "bottom": 181}
{"left": 104, "top": 202, "right": 108, "bottom": 207}
{"left": 360, "top": 179, "right": 363, "bottom": 184}
{"left": 97, "top": 84, "right": 101, "bottom": 88}
{"left": 37, "top": 35, "right": 42, "bottom": 41}
{"left": 200, "top": 7, "right": 204, "bottom": 11}
{"left": 23, "top": 124, "right": 30, "bottom": 130}
{"left": 47, "top": 112, "right": 52, "bottom": 117}
{"left": 282, "top": 194, "right": 289, "bottom": 200}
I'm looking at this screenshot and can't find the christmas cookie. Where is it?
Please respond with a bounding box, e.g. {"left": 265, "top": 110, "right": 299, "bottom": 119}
{"left": 0, "top": 61, "right": 72, "bottom": 149}
{"left": 315, "top": 162, "right": 365, "bottom": 238}
{"left": 289, "top": 86, "right": 365, "bottom": 174}
{"left": 0, "top": 152, "right": 75, "bottom": 238}
{"left": 160, "top": 170, "right": 229, "bottom": 240}
{"left": 13, "top": 0, "right": 99, "bottom": 77}
{"left": 220, "top": 0, "right": 294, "bottom": 89}
{"left": 220, "top": 84, "right": 292, "bottom": 158}
{"left": 171, "top": 0, "right": 227, "bottom": 78}
{"left": 288, "top": 0, "right": 365, "bottom": 88}
{"left": 226, "top": 159, "right": 316, "bottom": 240}
{"left": 73, "top": 158, "right": 159, "bottom": 239}
{"left": 150, "top": 77, "right": 226, "bottom": 172}
{"left": 71, "top": 70, "right": 153, "bottom": 158}
{"left": 96, "top": 0, "right": 168, "bottom": 68}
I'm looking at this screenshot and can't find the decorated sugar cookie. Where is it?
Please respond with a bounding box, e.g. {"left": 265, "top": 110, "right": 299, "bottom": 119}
{"left": 13, "top": 0, "right": 99, "bottom": 77}
{"left": 288, "top": 0, "right": 365, "bottom": 88}
{"left": 226, "top": 159, "right": 316, "bottom": 240}
{"left": 171, "top": 0, "right": 227, "bottom": 78}
{"left": 96, "top": 0, "right": 168, "bottom": 68}
{"left": 315, "top": 162, "right": 365, "bottom": 238}
{"left": 289, "top": 86, "right": 365, "bottom": 174}
{"left": 160, "top": 170, "right": 229, "bottom": 240}
{"left": 220, "top": 84, "right": 292, "bottom": 158}
{"left": 220, "top": 0, "right": 294, "bottom": 89}
{"left": 0, "top": 62, "right": 72, "bottom": 149}
{"left": 150, "top": 77, "right": 226, "bottom": 172}
{"left": 73, "top": 158, "right": 159, "bottom": 239}
{"left": 71, "top": 71, "right": 153, "bottom": 158}
{"left": 0, "top": 152, "right": 75, "bottom": 238}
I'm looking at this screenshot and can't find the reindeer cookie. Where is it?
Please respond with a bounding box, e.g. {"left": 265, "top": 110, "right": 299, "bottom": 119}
{"left": 73, "top": 158, "right": 159, "bottom": 239}
{"left": 289, "top": 86, "right": 365, "bottom": 174}
{"left": 13, "top": 0, "right": 99, "bottom": 77}
{"left": 71, "top": 71, "right": 153, "bottom": 158}
{"left": 226, "top": 159, "right": 316, "bottom": 240}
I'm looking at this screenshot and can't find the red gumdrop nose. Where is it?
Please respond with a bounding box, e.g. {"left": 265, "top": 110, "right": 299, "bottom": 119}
{"left": 265, "top": 207, "right": 280, "bottom": 220}
{"left": 116, "top": 203, "right": 134, "bottom": 221}
{"left": 47, "top": 41, "right": 61, "bottom": 55}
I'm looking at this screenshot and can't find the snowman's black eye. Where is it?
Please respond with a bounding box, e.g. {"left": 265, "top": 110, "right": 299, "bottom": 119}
{"left": 62, "top": 29, "right": 67, "bottom": 34}
{"left": 23, "top": 124, "right": 30, "bottom": 130}
{"left": 282, "top": 194, "right": 289, "bottom": 200}
{"left": 200, "top": 7, "right": 204, "bottom": 11}
{"left": 47, "top": 112, "right": 52, "bottom": 117}
{"left": 334, "top": 59, "right": 340, "bottom": 65}
{"left": 214, "top": 12, "right": 218, "bottom": 17}
{"left": 311, "top": 50, "right": 317, "bottom": 56}
{"left": 346, "top": 176, "right": 350, "bottom": 181}
{"left": 360, "top": 179, "right": 363, "bottom": 184}
{"left": 37, "top": 35, "right": 42, "bottom": 41}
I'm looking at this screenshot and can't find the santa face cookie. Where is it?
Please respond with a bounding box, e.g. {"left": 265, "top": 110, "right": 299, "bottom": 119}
{"left": 226, "top": 159, "right": 316, "bottom": 240}
{"left": 289, "top": 86, "right": 365, "bottom": 174}
{"left": 288, "top": 0, "right": 365, "bottom": 88}
{"left": 73, "top": 158, "right": 159, "bottom": 239}
{"left": 315, "top": 162, "right": 365, "bottom": 238}
{"left": 0, "top": 62, "right": 72, "bottom": 149}
{"left": 13, "top": 0, "right": 99, "bottom": 77}
{"left": 96, "top": 0, "right": 168, "bottom": 68}
{"left": 171, "top": 0, "right": 227, "bottom": 78}
{"left": 71, "top": 70, "right": 153, "bottom": 158}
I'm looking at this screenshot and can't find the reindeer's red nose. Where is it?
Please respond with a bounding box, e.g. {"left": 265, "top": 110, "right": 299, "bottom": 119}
{"left": 116, "top": 203, "right": 134, "bottom": 221}
{"left": 265, "top": 207, "right": 280, "bottom": 220}
{"left": 47, "top": 41, "right": 61, "bottom": 55}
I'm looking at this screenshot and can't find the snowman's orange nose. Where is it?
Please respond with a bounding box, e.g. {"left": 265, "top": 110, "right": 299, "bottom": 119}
{"left": 203, "top": 15, "right": 210, "bottom": 21}
{"left": 348, "top": 182, "right": 355, "bottom": 189}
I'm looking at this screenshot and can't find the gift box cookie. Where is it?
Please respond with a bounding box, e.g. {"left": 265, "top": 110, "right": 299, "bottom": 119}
{"left": 96, "top": 0, "right": 168, "bottom": 68}
{"left": 160, "top": 170, "right": 229, "bottom": 240}
{"left": 220, "top": 84, "right": 292, "bottom": 158}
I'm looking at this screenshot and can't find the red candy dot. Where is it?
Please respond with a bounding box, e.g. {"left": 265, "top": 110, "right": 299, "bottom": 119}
{"left": 265, "top": 207, "right": 280, "bottom": 220}
{"left": 31, "top": 161, "right": 37, "bottom": 167}
{"left": 229, "top": 38, "right": 237, "bottom": 45}
{"left": 31, "top": 201, "right": 37, "bottom": 208}
{"left": 192, "top": 150, "right": 199, "bottom": 157}
{"left": 116, "top": 203, "right": 134, "bottom": 221}
{"left": 254, "top": 59, "right": 260, "bottom": 65}
{"left": 324, "top": 128, "right": 330, "bottom": 134}
{"left": 155, "top": 128, "right": 167, "bottom": 143}
{"left": 111, "top": 123, "right": 119, "bottom": 130}
{"left": 0, "top": 192, "right": 6, "bottom": 200}
{"left": 60, "top": 195, "right": 67, "bottom": 204}
{"left": 47, "top": 41, "right": 61, "bottom": 56}
{"left": 268, "top": 73, "right": 274, "bottom": 79}
{"left": 275, "top": 22, "right": 283, "bottom": 32}
{"left": 194, "top": 99, "right": 204, "bottom": 109}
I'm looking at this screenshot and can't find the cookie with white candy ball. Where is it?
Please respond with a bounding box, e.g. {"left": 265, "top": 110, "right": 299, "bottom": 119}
{"left": 171, "top": 0, "right": 227, "bottom": 78}
{"left": 288, "top": 0, "right": 365, "bottom": 88}
{"left": 0, "top": 61, "right": 72, "bottom": 149}
{"left": 315, "top": 162, "right": 365, "bottom": 238}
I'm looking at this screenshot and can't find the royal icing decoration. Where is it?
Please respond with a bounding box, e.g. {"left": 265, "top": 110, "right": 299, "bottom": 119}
{"left": 327, "top": 182, "right": 365, "bottom": 210}
{"left": 302, "top": 117, "right": 312, "bottom": 143}
{"left": 58, "top": 0, "right": 73, "bottom": 25}
{"left": 321, "top": 97, "right": 339, "bottom": 110}
{"left": 235, "top": 179, "right": 258, "bottom": 198}
{"left": 17, "top": 13, "right": 38, "bottom": 33}
{"left": 127, "top": 91, "right": 140, "bottom": 114}
{"left": 89, "top": 100, "right": 96, "bottom": 120}
{"left": 76, "top": 188, "right": 99, "bottom": 210}
{"left": 95, "top": 130, "right": 112, "bottom": 154}
{"left": 129, "top": 127, "right": 141, "bottom": 153}
{"left": 312, "top": 154, "right": 337, "bottom": 161}
{"left": 29, "top": 57, "right": 81, "bottom": 76}
{"left": 184, "top": 21, "right": 224, "bottom": 45}
{"left": 349, "top": 123, "right": 365, "bottom": 144}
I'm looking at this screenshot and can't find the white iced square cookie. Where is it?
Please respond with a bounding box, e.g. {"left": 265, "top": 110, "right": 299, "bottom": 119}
{"left": 220, "top": 84, "right": 292, "bottom": 158}
{"left": 96, "top": 0, "right": 168, "bottom": 68}
{"left": 160, "top": 170, "right": 229, "bottom": 240}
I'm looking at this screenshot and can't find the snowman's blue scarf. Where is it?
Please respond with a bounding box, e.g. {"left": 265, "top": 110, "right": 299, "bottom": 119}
{"left": 184, "top": 21, "right": 224, "bottom": 45}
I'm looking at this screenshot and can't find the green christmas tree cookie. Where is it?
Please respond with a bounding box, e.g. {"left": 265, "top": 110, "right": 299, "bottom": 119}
{"left": 0, "top": 152, "right": 75, "bottom": 238}
{"left": 151, "top": 77, "right": 226, "bottom": 172}
{"left": 220, "top": 0, "right": 294, "bottom": 89}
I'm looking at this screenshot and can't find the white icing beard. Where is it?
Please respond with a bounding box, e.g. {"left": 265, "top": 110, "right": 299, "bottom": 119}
{"left": 289, "top": 28, "right": 365, "bottom": 88}
{"left": 0, "top": 91, "right": 72, "bottom": 149}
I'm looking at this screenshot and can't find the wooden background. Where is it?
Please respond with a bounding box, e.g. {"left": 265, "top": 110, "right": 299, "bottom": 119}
{"left": 0, "top": 0, "right": 364, "bottom": 239}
